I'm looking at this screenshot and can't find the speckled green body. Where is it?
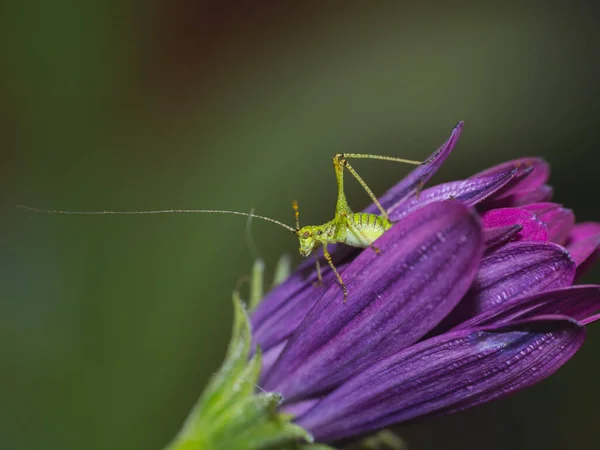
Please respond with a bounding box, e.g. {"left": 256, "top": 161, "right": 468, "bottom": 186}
{"left": 299, "top": 213, "right": 392, "bottom": 255}
{"left": 297, "top": 154, "right": 395, "bottom": 258}
{"left": 294, "top": 153, "right": 420, "bottom": 299}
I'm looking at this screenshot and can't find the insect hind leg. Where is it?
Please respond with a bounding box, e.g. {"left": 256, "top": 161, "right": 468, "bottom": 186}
{"left": 334, "top": 153, "right": 422, "bottom": 220}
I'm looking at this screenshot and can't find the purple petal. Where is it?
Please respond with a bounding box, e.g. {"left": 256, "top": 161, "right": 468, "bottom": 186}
{"left": 263, "top": 201, "right": 483, "bottom": 402}
{"left": 566, "top": 222, "right": 600, "bottom": 278}
{"left": 388, "top": 169, "right": 516, "bottom": 222}
{"left": 473, "top": 158, "right": 550, "bottom": 200}
{"left": 363, "top": 122, "right": 463, "bottom": 215}
{"left": 515, "top": 185, "right": 554, "bottom": 205}
{"left": 440, "top": 241, "right": 575, "bottom": 327}
{"left": 251, "top": 261, "right": 346, "bottom": 354}
{"left": 251, "top": 274, "right": 313, "bottom": 330}
{"left": 470, "top": 242, "right": 575, "bottom": 314}
{"left": 480, "top": 185, "right": 554, "bottom": 210}
{"left": 285, "top": 399, "right": 320, "bottom": 418}
{"left": 454, "top": 285, "right": 600, "bottom": 330}
{"left": 431, "top": 317, "right": 584, "bottom": 416}
{"left": 521, "top": 203, "right": 575, "bottom": 245}
{"left": 483, "top": 225, "right": 523, "bottom": 251}
{"left": 251, "top": 247, "right": 354, "bottom": 335}
{"left": 261, "top": 341, "right": 286, "bottom": 376}
{"left": 481, "top": 208, "right": 548, "bottom": 242}
{"left": 296, "top": 317, "right": 584, "bottom": 442}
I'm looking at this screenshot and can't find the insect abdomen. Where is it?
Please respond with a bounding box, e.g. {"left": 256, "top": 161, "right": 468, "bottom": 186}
{"left": 343, "top": 213, "right": 392, "bottom": 247}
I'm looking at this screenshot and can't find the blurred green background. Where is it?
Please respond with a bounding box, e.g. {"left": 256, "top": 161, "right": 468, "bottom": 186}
{"left": 2, "top": 2, "right": 599, "bottom": 449}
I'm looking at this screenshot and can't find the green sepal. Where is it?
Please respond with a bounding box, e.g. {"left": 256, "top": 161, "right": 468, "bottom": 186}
{"left": 248, "top": 259, "right": 265, "bottom": 312}
{"left": 163, "top": 293, "right": 316, "bottom": 450}
{"left": 272, "top": 253, "right": 292, "bottom": 287}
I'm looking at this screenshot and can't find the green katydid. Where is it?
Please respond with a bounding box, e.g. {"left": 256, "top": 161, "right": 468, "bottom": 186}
{"left": 18, "top": 152, "right": 422, "bottom": 300}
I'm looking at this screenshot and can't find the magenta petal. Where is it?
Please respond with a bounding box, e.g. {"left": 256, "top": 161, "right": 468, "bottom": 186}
{"left": 473, "top": 158, "right": 550, "bottom": 199}
{"left": 388, "top": 169, "right": 516, "bottom": 222}
{"left": 566, "top": 222, "right": 600, "bottom": 278}
{"left": 454, "top": 285, "right": 600, "bottom": 330}
{"left": 262, "top": 201, "right": 483, "bottom": 402}
{"left": 567, "top": 222, "right": 600, "bottom": 263}
{"left": 513, "top": 185, "right": 554, "bottom": 205}
{"left": 481, "top": 208, "right": 548, "bottom": 242}
{"left": 483, "top": 225, "right": 523, "bottom": 251}
{"left": 522, "top": 203, "right": 575, "bottom": 245}
{"left": 581, "top": 313, "right": 600, "bottom": 325}
{"left": 363, "top": 122, "right": 463, "bottom": 215}
{"left": 296, "top": 317, "right": 584, "bottom": 443}
{"left": 481, "top": 185, "right": 554, "bottom": 210}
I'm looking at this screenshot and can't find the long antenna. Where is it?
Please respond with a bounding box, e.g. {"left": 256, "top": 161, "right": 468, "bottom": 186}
{"left": 292, "top": 200, "right": 300, "bottom": 231}
{"left": 16, "top": 205, "right": 298, "bottom": 233}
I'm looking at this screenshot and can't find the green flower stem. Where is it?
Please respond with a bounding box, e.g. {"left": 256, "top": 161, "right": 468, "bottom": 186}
{"left": 163, "top": 294, "right": 318, "bottom": 450}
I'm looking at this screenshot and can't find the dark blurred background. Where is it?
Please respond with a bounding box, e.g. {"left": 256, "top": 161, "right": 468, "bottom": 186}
{"left": 2, "top": 2, "right": 599, "bottom": 450}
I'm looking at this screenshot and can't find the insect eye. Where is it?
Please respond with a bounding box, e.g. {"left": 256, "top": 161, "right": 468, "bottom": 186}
{"left": 317, "top": 230, "right": 323, "bottom": 235}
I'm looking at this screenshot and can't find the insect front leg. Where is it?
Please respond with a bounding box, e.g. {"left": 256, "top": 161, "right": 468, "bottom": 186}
{"left": 322, "top": 244, "right": 348, "bottom": 301}
{"left": 313, "top": 258, "right": 323, "bottom": 287}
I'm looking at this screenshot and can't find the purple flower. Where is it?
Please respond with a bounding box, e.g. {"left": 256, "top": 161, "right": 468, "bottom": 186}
{"left": 250, "top": 123, "right": 600, "bottom": 443}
